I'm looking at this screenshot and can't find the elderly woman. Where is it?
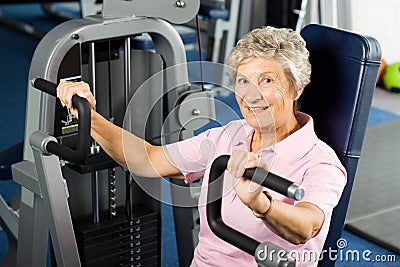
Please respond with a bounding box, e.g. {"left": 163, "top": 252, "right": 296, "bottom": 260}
{"left": 57, "top": 26, "right": 346, "bottom": 266}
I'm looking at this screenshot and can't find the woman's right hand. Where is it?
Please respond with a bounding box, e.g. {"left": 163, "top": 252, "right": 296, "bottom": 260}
{"left": 56, "top": 80, "right": 96, "bottom": 117}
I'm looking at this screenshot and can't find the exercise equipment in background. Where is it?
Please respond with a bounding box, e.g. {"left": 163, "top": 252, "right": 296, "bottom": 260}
{"left": 382, "top": 62, "right": 400, "bottom": 92}
{"left": 376, "top": 58, "right": 387, "bottom": 86}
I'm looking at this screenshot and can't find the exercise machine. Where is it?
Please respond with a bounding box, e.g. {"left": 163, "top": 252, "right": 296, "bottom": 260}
{"left": 10, "top": 0, "right": 217, "bottom": 266}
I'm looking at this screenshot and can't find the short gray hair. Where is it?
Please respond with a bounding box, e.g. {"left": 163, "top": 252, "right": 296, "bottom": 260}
{"left": 226, "top": 26, "right": 311, "bottom": 95}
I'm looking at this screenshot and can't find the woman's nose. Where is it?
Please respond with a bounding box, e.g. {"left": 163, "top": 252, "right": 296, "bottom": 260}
{"left": 243, "top": 84, "right": 263, "bottom": 102}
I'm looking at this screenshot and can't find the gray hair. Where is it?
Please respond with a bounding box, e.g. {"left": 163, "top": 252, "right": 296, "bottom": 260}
{"left": 226, "top": 26, "right": 311, "bottom": 96}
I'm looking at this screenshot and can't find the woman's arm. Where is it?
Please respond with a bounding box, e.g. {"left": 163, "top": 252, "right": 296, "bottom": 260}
{"left": 228, "top": 150, "right": 324, "bottom": 245}
{"left": 252, "top": 194, "right": 324, "bottom": 245}
{"left": 57, "top": 80, "right": 183, "bottom": 179}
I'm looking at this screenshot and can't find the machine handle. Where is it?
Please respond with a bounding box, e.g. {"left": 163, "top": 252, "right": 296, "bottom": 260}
{"left": 206, "top": 155, "right": 301, "bottom": 264}
{"left": 244, "top": 168, "right": 305, "bottom": 201}
{"left": 31, "top": 78, "right": 91, "bottom": 164}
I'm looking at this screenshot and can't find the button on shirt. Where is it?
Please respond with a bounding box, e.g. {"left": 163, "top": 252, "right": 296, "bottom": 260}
{"left": 166, "top": 112, "right": 347, "bottom": 267}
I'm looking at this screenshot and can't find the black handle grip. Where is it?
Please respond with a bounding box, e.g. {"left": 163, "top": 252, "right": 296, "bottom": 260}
{"left": 32, "top": 77, "right": 58, "bottom": 97}
{"left": 243, "top": 168, "right": 304, "bottom": 201}
{"left": 206, "top": 154, "right": 305, "bottom": 257}
{"left": 32, "top": 78, "right": 91, "bottom": 164}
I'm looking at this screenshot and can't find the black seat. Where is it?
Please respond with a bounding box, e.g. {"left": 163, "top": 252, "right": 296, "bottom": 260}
{"left": 299, "top": 24, "right": 382, "bottom": 266}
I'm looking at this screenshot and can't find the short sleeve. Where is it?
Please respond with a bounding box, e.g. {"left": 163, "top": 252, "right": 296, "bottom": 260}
{"left": 165, "top": 120, "right": 251, "bottom": 183}
{"left": 297, "top": 162, "right": 347, "bottom": 217}
{"left": 165, "top": 130, "right": 217, "bottom": 183}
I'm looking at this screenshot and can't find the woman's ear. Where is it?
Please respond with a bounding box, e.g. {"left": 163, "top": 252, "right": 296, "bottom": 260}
{"left": 294, "top": 87, "right": 304, "bottom": 100}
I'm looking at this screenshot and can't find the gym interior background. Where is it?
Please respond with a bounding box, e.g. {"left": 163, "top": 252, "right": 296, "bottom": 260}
{"left": 0, "top": 0, "right": 400, "bottom": 266}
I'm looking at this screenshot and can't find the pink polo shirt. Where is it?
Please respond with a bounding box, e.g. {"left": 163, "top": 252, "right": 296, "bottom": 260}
{"left": 166, "top": 112, "right": 347, "bottom": 267}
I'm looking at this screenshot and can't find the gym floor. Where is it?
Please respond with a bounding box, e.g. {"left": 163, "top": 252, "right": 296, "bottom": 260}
{"left": 0, "top": 3, "right": 399, "bottom": 267}
{"left": 372, "top": 86, "right": 400, "bottom": 116}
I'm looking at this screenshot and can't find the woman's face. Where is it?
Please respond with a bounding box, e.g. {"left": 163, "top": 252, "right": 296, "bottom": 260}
{"left": 235, "top": 57, "right": 298, "bottom": 134}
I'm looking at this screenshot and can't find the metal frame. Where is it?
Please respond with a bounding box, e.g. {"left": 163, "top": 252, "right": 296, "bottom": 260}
{"left": 13, "top": 132, "right": 81, "bottom": 266}
{"left": 24, "top": 15, "right": 189, "bottom": 161}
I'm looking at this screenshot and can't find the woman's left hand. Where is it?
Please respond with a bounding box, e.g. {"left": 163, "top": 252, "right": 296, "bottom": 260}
{"left": 227, "top": 150, "right": 271, "bottom": 213}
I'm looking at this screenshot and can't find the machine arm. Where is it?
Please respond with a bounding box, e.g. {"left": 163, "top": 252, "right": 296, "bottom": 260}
{"left": 206, "top": 154, "right": 303, "bottom": 266}
{"left": 31, "top": 78, "right": 91, "bottom": 164}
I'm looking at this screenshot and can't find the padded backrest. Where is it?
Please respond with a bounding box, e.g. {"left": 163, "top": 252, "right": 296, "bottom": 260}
{"left": 299, "top": 24, "right": 381, "bottom": 266}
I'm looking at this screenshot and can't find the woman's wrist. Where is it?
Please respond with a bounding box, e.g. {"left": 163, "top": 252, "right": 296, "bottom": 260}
{"left": 252, "top": 191, "right": 274, "bottom": 219}
{"left": 90, "top": 109, "right": 98, "bottom": 121}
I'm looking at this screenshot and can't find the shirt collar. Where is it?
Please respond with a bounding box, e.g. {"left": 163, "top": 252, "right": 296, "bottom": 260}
{"left": 271, "top": 112, "right": 318, "bottom": 165}
{"left": 241, "top": 112, "right": 318, "bottom": 165}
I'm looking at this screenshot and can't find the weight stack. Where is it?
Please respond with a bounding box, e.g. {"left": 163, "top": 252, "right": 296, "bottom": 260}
{"left": 74, "top": 205, "right": 159, "bottom": 267}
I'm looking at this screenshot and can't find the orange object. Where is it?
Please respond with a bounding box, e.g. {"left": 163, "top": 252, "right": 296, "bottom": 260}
{"left": 377, "top": 58, "right": 387, "bottom": 85}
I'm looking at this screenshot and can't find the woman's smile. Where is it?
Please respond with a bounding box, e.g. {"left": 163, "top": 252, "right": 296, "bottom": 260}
{"left": 246, "top": 105, "right": 270, "bottom": 113}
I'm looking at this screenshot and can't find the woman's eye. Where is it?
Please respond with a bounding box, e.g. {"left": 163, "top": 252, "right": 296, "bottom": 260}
{"left": 237, "top": 78, "right": 248, "bottom": 85}
{"left": 260, "top": 77, "right": 272, "bottom": 85}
